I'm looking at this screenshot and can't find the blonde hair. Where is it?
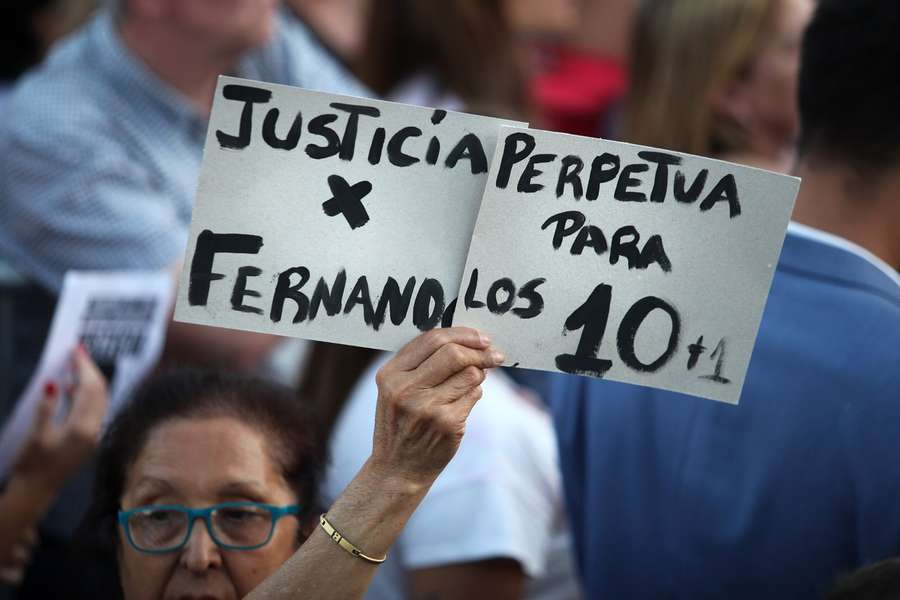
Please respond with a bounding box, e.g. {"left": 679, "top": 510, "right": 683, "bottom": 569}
{"left": 623, "top": 0, "right": 780, "bottom": 157}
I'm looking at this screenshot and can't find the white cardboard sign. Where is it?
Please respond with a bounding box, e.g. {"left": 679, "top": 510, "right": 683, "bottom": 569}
{"left": 175, "top": 77, "right": 524, "bottom": 351}
{"left": 454, "top": 127, "right": 799, "bottom": 403}
{"left": 0, "top": 271, "right": 172, "bottom": 477}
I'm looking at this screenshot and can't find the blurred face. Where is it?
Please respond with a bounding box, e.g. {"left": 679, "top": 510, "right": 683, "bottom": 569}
{"left": 742, "top": 0, "right": 815, "bottom": 146}
{"left": 502, "top": 0, "right": 579, "bottom": 39}
{"left": 118, "top": 417, "right": 299, "bottom": 600}
{"left": 165, "top": 0, "right": 279, "bottom": 54}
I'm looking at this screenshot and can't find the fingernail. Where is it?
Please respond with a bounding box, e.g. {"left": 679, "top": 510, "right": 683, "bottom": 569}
{"left": 44, "top": 381, "right": 58, "bottom": 397}
{"left": 491, "top": 351, "right": 505, "bottom": 364}
{"left": 480, "top": 332, "right": 492, "bottom": 346}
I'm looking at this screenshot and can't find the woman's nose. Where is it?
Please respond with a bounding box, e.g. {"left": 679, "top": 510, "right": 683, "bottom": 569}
{"left": 180, "top": 518, "right": 223, "bottom": 572}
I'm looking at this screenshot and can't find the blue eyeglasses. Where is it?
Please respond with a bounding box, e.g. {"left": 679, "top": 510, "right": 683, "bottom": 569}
{"left": 117, "top": 502, "right": 300, "bottom": 554}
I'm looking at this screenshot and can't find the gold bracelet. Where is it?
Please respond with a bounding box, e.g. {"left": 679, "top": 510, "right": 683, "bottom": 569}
{"left": 319, "top": 514, "right": 387, "bottom": 564}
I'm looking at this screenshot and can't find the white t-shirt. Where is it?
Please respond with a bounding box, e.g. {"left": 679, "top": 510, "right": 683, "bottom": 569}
{"left": 323, "top": 355, "right": 582, "bottom": 600}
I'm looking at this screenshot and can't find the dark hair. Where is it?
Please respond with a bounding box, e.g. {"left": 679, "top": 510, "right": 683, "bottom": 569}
{"left": 826, "top": 559, "right": 900, "bottom": 600}
{"left": 82, "top": 370, "right": 322, "bottom": 552}
{"left": 0, "top": 0, "right": 59, "bottom": 80}
{"left": 797, "top": 0, "right": 900, "bottom": 173}
{"left": 358, "top": 0, "right": 528, "bottom": 119}
{"left": 298, "top": 342, "right": 378, "bottom": 449}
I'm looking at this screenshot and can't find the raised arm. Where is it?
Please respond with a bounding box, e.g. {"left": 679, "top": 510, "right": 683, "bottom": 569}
{"left": 246, "top": 327, "right": 504, "bottom": 600}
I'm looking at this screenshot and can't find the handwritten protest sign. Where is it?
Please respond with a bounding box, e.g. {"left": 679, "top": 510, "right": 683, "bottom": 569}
{"left": 175, "top": 79, "right": 799, "bottom": 404}
{"left": 454, "top": 127, "right": 799, "bottom": 403}
{"left": 0, "top": 271, "right": 172, "bottom": 477}
{"left": 175, "top": 77, "right": 524, "bottom": 350}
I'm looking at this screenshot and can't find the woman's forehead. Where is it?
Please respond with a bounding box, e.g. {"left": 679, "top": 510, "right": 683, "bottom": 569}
{"left": 123, "top": 416, "right": 289, "bottom": 500}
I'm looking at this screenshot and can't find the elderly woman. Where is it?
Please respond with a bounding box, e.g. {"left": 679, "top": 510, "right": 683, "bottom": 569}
{"left": 82, "top": 327, "right": 502, "bottom": 600}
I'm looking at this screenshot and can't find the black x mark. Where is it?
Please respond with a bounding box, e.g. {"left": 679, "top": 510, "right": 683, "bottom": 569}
{"left": 322, "top": 175, "right": 374, "bottom": 230}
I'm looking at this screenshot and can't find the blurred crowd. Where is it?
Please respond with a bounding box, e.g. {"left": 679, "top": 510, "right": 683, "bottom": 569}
{"left": 0, "top": 1, "right": 898, "bottom": 599}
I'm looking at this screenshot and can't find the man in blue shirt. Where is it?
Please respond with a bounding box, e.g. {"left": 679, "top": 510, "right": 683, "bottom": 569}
{"left": 516, "top": 1, "right": 900, "bottom": 597}
{"left": 0, "top": 0, "right": 366, "bottom": 372}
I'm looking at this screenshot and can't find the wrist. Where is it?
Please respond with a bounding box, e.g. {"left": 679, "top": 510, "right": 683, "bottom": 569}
{"left": 360, "top": 456, "right": 434, "bottom": 498}
{"left": 321, "top": 458, "right": 434, "bottom": 562}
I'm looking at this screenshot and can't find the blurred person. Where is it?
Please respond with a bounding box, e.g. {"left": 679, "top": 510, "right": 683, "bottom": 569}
{"left": 624, "top": 0, "right": 812, "bottom": 171}
{"left": 569, "top": 0, "right": 635, "bottom": 61}
{"left": 0, "top": 346, "right": 107, "bottom": 587}
{"left": 0, "top": 0, "right": 368, "bottom": 380}
{"left": 501, "top": 0, "right": 579, "bottom": 43}
{"left": 826, "top": 559, "right": 900, "bottom": 600}
{"left": 358, "top": 0, "right": 531, "bottom": 118}
{"left": 0, "top": 0, "right": 97, "bottom": 290}
{"left": 511, "top": 0, "right": 900, "bottom": 598}
{"left": 0, "top": 1, "right": 367, "bottom": 596}
{"left": 81, "top": 327, "right": 504, "bottom": 600}
{"left": 285, "top": 0, "right": 369, "bottom": 71}
{"left": 528, "top": 0, "right": 633, "bottom": 136}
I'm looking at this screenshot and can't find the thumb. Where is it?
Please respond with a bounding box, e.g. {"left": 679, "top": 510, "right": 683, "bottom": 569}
{"left": 67, "top": 344, "right": 109, "bottom": 432}
{"left": 32, "top": 381, "right": 60, "bottom": 439}
{"left": 14, "top": 381, "right": 59, "bottom": 472}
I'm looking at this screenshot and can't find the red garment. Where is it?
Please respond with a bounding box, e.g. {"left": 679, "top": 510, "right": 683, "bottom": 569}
{"left": 530, "top": 46, "right": 628, "bottom": 137}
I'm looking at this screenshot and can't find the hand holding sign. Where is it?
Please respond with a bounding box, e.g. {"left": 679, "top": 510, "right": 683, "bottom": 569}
{"left": 0, "top": 346, "right": 109, "bottom": 567}
{"left": 12, "top": 345, "right": 108, "bottom": 492}
{"left": 370, "top": 327, "right": 504, "bottom": 484}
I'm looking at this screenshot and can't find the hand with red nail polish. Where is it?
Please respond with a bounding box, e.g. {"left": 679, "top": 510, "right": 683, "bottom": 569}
{"left": 0, "top": 347, "right": 109, "bottom": 559}
{"left": 12, "top": 347, "right": 108, "bottom": 490}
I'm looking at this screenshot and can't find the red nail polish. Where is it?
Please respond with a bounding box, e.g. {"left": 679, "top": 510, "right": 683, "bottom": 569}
{"left": 44, "top": 381, "right": 58, "bottom": 397}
